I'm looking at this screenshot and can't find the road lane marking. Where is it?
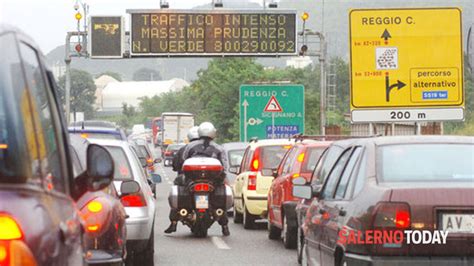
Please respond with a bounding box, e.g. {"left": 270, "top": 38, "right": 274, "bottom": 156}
{"left": 167, "top": 181, "right": 173, "bottom": 185}
{"left": 211, "top": 237, "right": 230, "bottom": 250}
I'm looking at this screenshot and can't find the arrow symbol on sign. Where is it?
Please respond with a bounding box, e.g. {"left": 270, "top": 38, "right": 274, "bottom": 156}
{"left": 242, "top": 99, "right": 249, "bottom": 142}
{"left": 385, "top": 74, "right": 406, "bottom": 102}
{"left": 381, "top": 29, "right": 392, "bottom": 42}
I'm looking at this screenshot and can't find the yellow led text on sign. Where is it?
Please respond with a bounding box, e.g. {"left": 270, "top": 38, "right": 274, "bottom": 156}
{"left": 130, "top": 12, "right": 296, "bottom": 55}
{"left": 350, "top": 8, "right": 463, "bottom": 109}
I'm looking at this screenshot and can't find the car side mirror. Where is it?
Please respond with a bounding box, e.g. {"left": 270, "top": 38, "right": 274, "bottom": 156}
{"left": 86, "top": 144, "right": 114, "bottom": 191}
{"left": 292, "top": 185, "right": 312, "bottom": 200}
{"left": 139, "top": 157, "right": 147, "bottom": 168}
{"left": 151, "top": 173, "right": 162, "bottom": 183}
{"left": 154, "top": 158, "right": 162, "bottom": 164}
{"left": 120, "top": 180, "right": 140, "bottom": 196}
{"left": 229, "top": 167, "right": 239, "bottom": 174}
{"left": 261, "top": 168, "right": 275, "bottom": 177}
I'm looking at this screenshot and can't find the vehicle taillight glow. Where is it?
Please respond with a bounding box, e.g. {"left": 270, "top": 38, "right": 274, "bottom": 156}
{"left": 86, "top": 225, "right": 100, "bottom": 232}
{"left": 372, "top": 202, "right": 411, "bottom": 229}
{"left": 250, "top": 148, "right": 261, "bottom": 171}
{"left": 0, "top": 216, "right": 22, "bottom": 240}
{"left": 194, "top": 183, "right": 210, "bottom": 192}
{"left": 292, "top": 173, "right": 300, "bottom": 179}
{"left": 146, "top": 158, "right": 153, "bottom": 164}
{"left": 247, "top": 174, "right": 257, "bottom": 190}
{"left": 80, "top": 133, "right": 88, "bottom": 139}
{"left": 121, "top": 194, "right": 147, "bottom": 207}
{"left": 0, "top": 240, "right": 37, "bottom": 266}
{"left": 297, "top": 153, "right": 305, "bottom": 162}
{"left": 165, "top": 151, "right": 172, "bottom": 156}
{"left": 87, "top": 201, "right": 103, "bottom": 213}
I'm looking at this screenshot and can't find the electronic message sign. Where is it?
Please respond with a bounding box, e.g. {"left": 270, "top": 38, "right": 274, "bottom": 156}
{"left": 128, "top": 10, "right": 297, "bottom": 56}
{"left": 88, "top": 16, "right": 124, "bottom": 58}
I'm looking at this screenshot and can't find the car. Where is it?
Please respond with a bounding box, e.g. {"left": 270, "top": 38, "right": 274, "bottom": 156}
{"left": 129, "top": 138, "right": 161, "bottom": 197}
{"left": 151, "top": 117, "right": 162, "bottom": 147}
{"left": 163, "top": 143, "right": 185, "bottom": 167}
{"left": 222, "top": 142, "right": 248, "bottom": 186}
{"left": 268, "top": 138, "right": 331, "bottom": 249}
{"left": 293, "top": 136, "right": 474, "bottom": 266}
{"left": 232, "top": 138, "right": 294, "bottom": 229}
{"left": 0, "top": 25, "right": 113, "bottom": 265}
{"left": 70, "top": 120, "right": 118, "bottom": 129}
{"left": 87, "top": 139, "right": 158, "bottom": 266}
{"left": 69, "top": 135, "right": 128, "bottom": 265}
{"left": 69, "top": 123, "right": 127, "bottom": 141}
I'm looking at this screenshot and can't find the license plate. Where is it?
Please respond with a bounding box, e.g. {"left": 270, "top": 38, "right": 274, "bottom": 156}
{"left": 441, "top": 214, "right": 474, "bottom": 233}
{"left": 195, "top": 195, "right": 209, "bottom": 209}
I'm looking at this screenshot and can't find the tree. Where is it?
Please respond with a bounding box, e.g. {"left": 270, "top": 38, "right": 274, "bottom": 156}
{"left": 96, "top": 71, "right": 122, "bottom": 81}
{"left": 132, "top": 67, "right": 162, "bottom": 81}
{"left": 58, "top": 69, "right": 96, "bottom": 118}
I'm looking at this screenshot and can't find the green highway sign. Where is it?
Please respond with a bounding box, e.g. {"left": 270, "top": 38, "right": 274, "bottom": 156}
{"left": 240, "top": 84, "right": 304, "bottom": 141}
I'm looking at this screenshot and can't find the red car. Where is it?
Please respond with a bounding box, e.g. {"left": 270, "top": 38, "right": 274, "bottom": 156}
{"left": 268, "top": 139, "right": 331, "bottom": 248}
{"left": 151, "top": 117, "right": 161, "bottom": 147}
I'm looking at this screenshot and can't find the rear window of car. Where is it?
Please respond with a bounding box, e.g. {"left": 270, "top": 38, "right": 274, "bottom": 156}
{"left": 104, "top": 146, "right": 133, "bottom": 180}
{"left": 261, "top": 145, "right": 292, "bottom": 169}
{"left": 138, "top": 145, "right": 150, "bottom": 158}
{"left": 302, "top": 147, "right": 326, "bottom": 173}
{"left": 379, "top": 144, "right": 474, "bottom": 182}
{"left": 70, "top": 132, "right": 122, "bottom": 140}
{"left": 228, "top": 149, "right": 245, "bottom": 167}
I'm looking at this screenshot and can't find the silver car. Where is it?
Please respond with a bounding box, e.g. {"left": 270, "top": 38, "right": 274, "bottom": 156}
{"left": 87, "top": 139, "right": 158, "bottom": 266}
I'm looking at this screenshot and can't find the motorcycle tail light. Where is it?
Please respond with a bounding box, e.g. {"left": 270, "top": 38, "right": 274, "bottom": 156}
{"left": 80, "top": 198, "right": 111, "bottom": 236}
{"left": 194, "top": 183, "right": 210, "bottom": 192}
{"left": 247, "top": 174, "right": 257, "bottom": 190}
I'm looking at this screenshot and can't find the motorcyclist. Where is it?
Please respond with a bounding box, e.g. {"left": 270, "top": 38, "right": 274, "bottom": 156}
{"left": 181, "top": 122, "right": 230, "bottom": 236}
{"left": 164, "top": 126, "right": 200, "bottom": 234}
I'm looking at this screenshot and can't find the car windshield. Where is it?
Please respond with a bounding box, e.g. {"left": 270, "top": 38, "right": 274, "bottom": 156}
{"left": 380, "top": 144, "right": 474, "bottom": 182}
{"left": 70, "top": 132, "right": 122, "bottom": 140}
{"left": 302, "top": 147, "right": 325, "bottom": 173}
{"left": 228, "top": 149, "right": 245, "bottom": 167}
{"left": 261, "top": 145, "right": 292, "bottom": 169}
{"left": 104, "top": 146, "right": 133, "bottom": 180}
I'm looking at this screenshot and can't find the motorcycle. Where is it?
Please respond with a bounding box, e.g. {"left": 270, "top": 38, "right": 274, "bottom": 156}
{"left": 168, "top": 157, "right": 233, "bottom": 237}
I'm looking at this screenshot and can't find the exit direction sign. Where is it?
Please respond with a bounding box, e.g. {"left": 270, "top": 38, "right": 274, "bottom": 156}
{"left": 349, "top": 8, "right": 464, "bottom": 123}
{"left": 240, "top": 84, "right": 304, "bottom": 141}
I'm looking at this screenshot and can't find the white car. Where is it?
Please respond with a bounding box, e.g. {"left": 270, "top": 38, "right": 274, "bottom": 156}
{"left": 87, "top": 139, "right": 158, "bottom": 266}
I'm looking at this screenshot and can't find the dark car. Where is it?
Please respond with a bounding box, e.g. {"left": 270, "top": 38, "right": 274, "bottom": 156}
{"left": 69, "top": 135, "right": 128, "bottom": 265}
{"left": 69, "top": 122, "right": 127, "bottom": 141}
{"left": 163, "top": 143, "right": 185, "bottom": 167}
{"left": 0, "top": 25, "right": 114, "bottom": 265}
{"left": 222, "top": 142, "right": 247, "bottom": 185}
{"left": 268, "top": 140, "right": 330, "bottom": 249}
{"left": 294, "top": 136, "right": 474, "bottom": 266}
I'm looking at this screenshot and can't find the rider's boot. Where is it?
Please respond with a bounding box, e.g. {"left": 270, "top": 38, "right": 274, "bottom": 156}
{"left": 164, "top": 221, "right": 177, "bottom": 234}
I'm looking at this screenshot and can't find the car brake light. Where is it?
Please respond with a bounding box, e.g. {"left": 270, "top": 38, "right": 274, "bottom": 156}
{"left": 292, "top": 173, "right": 300, "bottom": 179}
{"left": 247, "top": 174, "right": 257, "bottom": 190}
{"left": 0, "top": 240, "right": 37, "bottom": 266}
{"left": 80, "top": 133, "right": 88, "bottom": 139}
{"left": 372, "top": 202, "right": 411, "bottom": 229}
{"left": 121, "top": 193, "right": 147, "bottom": 207}
{"left": 86, "top": 225, "right": 100, "bottom": 232}
{"left": 297, "top": 153, "right": 305, "bottom": 162}
{"left": 0, "top": 216, "right": 22, "bottom": 240}
{"left": 250, "top": 148, "right": 261, "bottom": 172}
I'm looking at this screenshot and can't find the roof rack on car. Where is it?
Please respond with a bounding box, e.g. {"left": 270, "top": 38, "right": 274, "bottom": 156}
{"left": 290, "top": 133, "right": 382, "bottom": 142}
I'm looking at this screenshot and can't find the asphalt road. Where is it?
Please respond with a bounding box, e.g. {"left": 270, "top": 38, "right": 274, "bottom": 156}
{"left": 150, "top": 151, "right": 298, "bottom": 266}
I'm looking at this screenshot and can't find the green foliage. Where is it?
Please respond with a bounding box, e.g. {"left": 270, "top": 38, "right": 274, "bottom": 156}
{"left": 96, "top": 71, "right": 122, "bottom": 81}
{"left": 133, "top": 67, "right": 162, "bottom": 81}
{"left": 57, "top": 69, "right": 96, "bottom": 118}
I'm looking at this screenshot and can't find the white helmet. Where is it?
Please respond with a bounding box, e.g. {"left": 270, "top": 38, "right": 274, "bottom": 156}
{"left": 198, "top": 122, "right": 217, "bottom": 139}
{"left": 187, "top": 126, "right": 199, "bottom": 141}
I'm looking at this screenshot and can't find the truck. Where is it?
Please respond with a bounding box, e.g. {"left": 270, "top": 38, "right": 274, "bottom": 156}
{"left": 160, "top": 112, "right": 195, "bottom": 149}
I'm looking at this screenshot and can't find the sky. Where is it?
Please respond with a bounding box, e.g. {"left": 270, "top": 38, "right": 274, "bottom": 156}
{"left": 0, "top": 0, "right": 264, "bottom": 54}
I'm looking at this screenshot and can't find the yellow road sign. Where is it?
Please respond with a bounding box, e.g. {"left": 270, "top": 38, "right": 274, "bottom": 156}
{"left": 349, "top": 8, "right": 464, "bottom": 122}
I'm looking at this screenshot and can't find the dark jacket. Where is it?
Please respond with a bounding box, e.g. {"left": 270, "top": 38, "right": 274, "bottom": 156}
{"left": 182, "top": 137, "right": 227, "bottom": 171}
{"left": 172, "top": 145, "right": 187, "bottom": 174}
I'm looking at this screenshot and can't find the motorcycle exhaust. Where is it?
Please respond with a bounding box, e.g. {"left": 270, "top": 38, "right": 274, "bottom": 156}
{"left": 179, "top": 209, "right": 188, "bottom": 216}
{"left": 215, "top": 209, "right": 224, "bottom": 216}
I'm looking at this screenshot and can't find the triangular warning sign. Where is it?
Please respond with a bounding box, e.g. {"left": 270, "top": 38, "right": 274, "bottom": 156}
{"left": 264, "top": 96, "right": 283, "bottom": 112}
